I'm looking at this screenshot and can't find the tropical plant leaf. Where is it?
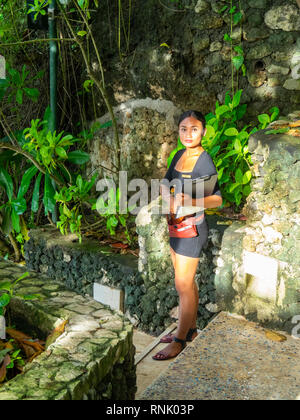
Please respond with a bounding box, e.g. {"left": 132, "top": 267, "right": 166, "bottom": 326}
{"left": 17, "top": 166, "right": 39, "bottom": 199}
{"left": 0, "top": 167, "right": 14, "bottom": 201}
{"left": 31, "top": 172, "right": 42, "bottom": 213}
{"left": 67, "top": 151, "right": 90, "bottom": 165}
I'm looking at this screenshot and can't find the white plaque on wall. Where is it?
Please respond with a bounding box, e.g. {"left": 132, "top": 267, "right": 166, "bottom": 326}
{"left": 93, "top": 283, "right": 124, "bottom": 312}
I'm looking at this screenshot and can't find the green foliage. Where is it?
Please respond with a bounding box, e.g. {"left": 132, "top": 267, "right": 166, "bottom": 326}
{"left": 0, "top": 63, "right": 43, "bottom": 105}
{"left": 0, "top": 105, "right": 93, "bottom": 243}
{"left": 23, "top": 119, "right": 80, "bottom": 174}
{"left": 167, "top": 90, "right": 280, "bottom": 211}
{"left": 201, "top": 91, "right": 279, "bottom": 210}
{"left": 0, "top": 164, "right": 38, "bottom": 235}
{"left": 167, "top": 137, "right": 185, "bottom": 168}
{"left": 0, "top": 271, "right": 42, "bottom": 317}
{"left": 219, "top": 0, "right": 246, "bottom": 95}
{"left": 26, "top": 0, "right": 51, "bottom": 21}
{"left": 54, "top": 173, "right": 98, "bottom": 243}
{"left": 92, "top": 186, "right": 134, "bottom": 244}
{"left": 0, "top": 271, "right": 42, "bottom": 378}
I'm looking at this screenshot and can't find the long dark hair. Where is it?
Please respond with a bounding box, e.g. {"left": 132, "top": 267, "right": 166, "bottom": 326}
{"left": 178, "top": 110, "right": 206, "bottom": 133}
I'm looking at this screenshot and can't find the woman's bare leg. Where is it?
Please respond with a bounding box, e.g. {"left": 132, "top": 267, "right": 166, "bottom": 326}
{"left": 154, "top": 250, "right": 199, "bottom": 359}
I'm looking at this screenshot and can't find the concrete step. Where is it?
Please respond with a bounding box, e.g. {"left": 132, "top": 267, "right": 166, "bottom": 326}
{"left": 133, "top": 325, "right": 178, "bottom": 399}
{"left": 139, "top": 312, "right": 300, "bottom": 400}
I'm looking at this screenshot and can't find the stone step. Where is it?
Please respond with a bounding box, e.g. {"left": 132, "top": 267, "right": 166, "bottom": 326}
{"left": 139, "top": 312, "right": 300, "bottom": 400}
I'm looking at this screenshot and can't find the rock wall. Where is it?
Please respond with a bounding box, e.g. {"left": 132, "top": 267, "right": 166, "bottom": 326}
{"left": 87, "top": 98, "right": 181, "bottom": 183}
{"left": 0, "top": 259, "right": 136, "bottom": 400}
{"left": 214, "top": 110, "right": 300, "bottom": 333}
{"left": 135, "top": 197, "right": 228, "bottom": 333}
{"left": 23, "top": 217, "right": 227, "bottom": 335}
{"left": 89, "top": 0, "right": 300, "bottom": 122}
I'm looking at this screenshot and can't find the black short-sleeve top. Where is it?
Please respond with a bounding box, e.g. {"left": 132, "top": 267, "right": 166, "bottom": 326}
{"left": 162, "top": 149, "right": 222, "bottom": 199}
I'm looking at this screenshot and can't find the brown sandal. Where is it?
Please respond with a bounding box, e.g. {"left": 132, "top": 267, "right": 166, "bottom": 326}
{"left": 152, "top": 337, "right": 186, "bottom": 361}
{"left": 159, "top": 328, "right": 197, "bottom": 343}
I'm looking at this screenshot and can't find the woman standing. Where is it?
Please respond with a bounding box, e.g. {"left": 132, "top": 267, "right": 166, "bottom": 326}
{"left": 153, "top": 110, "right": 223, "bottom": 360}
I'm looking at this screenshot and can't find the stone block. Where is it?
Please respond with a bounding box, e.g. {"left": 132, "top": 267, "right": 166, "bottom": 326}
{"left": 243, "top": 251, "right": 278, "bottom": 303}
{"left": 93, "top": 282, "right": 125, "bottom": 312}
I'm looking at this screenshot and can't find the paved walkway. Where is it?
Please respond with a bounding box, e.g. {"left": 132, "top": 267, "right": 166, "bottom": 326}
{"left": 140, "top": 312, "right": 300, "bottom": 400}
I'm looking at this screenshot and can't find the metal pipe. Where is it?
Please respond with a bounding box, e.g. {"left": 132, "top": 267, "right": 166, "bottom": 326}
{"left": 48, "top": 0, "right": 57, "bottom": 133}
{"left": 48, "top": 0, "right": 57, "bottom": 223}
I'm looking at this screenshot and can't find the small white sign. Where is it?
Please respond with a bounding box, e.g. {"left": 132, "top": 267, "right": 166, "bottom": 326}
{"left": 0, "top": 55, "right": 5, "bottom": 79}
{"left": 93, "top": 283, "right": 124, "bottom": 312}
{"left": 243, "top": 250, "right": 278, "bottom": 302}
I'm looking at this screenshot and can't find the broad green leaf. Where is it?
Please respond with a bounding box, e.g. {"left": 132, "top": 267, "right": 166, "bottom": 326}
{"left": 203, "top": 125, "right": 215, "bottom": 139}
{"left": 229, "top": 182, "right": 240, "bottom": 193}
{"left": 1, "top": 207, "right": 12, "bottom": 235}
{"left": 217, "top": 166, "right": 224, "bottom": 179}
{"left": 43, "top": 172, "right": 56, "bottom": 214}
{"left": 225, "top": 127, "right": 239, "bottom": 136}
{"left": 77, "top": 30, "right": 87, "bottom": 36}
{"left": 210, "top": 145, "right": 220, "bottom": 156}
{"left": 11, "top": 197, "right": 27, "bottom": 215}
{"left": 167, "top": 149, "right": 179, "bottom": 169}
{"left": 0, "top": 282, "right": 12, "bottom": 292}
{"left": 55, "top": 147, "right": 68, "bottom": 159}
{"left": 234, "top": 45, "right": 244, "bottom": 55}
{"left": 243, "top": 184, "right": 251, "bottom": 195}
{"left": 16, "top": 89, "right": 23, "bottom": 104}
{"left": 258, "top": 113, "right": 270, "bottom": 127}
{"left": 234, "top": 190, "right": 242, "bottom": 206}
{"left": 232, "top": 89, "right": 243, "bottom": 108}
{"left": 17, "top": 166, "right": 38, "bottom": 199}
{"left": 242, "top": 170, "right": 252, "bottom": 184}
{"left": 11, "top": 208, "right": 20, "bottom": 232}
{"left": 23, "top": 88, "right": 39, "bottom": 100}
{"left": 67, "top": 151, "right": 90, "bottom": 165}
{"left": 63, "top": 204, "right": 72, "bottom": 218}
{"left": 236, "top": 103, "right": 247, "bottom": 120}
{"left": 232, "top": 55, "right": 244, "bottom": 71}
{"left": 223, "top": 149, "right": 238, "bottom": 159}
{"left": 234, "top": 138, "right": 242, "bottom": 152}
{"left": 224, "top": 91, "right": 231, "bottom": 106}
{"left": 269, "top": 107, "right": 280, "bottom": 122}
{"left": 215, "top": 105, "right": 229, "bottom": 119}
{"left": 31, "top": 172, "right": 42, "bottom": 212}
{"left": 0, "top": 167, "right": 14, "bottom": 201}
{"left": 237, "top": 131, "right": 249, "bottom": 142}
{"left": 224, "top": 33, "right": 232, "bottom": 42}
{"left": 83, "top": 80, "right": 94, "bottom": 92}
{"left": 76, "top": 174, "right": 83, "bottom": 191}
{"left": 233, "top": 12, "right": 243, "bottom": 25}
{"left": 235, "top": 168, "right": 243, "bottom": 184}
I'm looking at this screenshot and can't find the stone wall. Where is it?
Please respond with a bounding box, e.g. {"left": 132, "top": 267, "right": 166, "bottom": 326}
{"left": 214, "top": 111, "right": 300, "bottom": 333}
{"left": 0, "top": 259, "right": 136, "bottom": 400}
{"left": 89, "top": 0, "right": 300, "bottom": 122}
{"left": 135, "top": 197, "right": 229, "bottom": 332}
{"left": 23, "top": 226, "right": 141, "bottom": 324}
{"left": 87, "top": 98, "right": 181, "bottom": 183}
{"left": 23, "top": 213, "right": 228, "bottom": 335}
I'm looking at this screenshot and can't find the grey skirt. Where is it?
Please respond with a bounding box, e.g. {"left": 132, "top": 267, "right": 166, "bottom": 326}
{"left": 169, "top": 217, "right": 208, "bottom": 258}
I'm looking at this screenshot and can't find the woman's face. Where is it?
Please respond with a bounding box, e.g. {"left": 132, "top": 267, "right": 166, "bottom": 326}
{"left": 179, "top": 116, "right": 206, "bottom": 148}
